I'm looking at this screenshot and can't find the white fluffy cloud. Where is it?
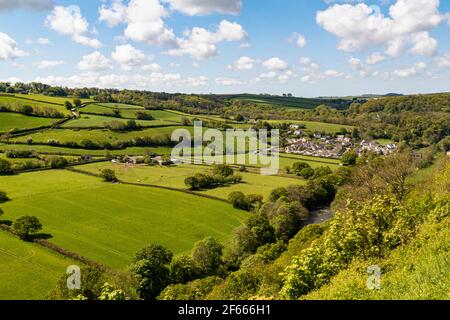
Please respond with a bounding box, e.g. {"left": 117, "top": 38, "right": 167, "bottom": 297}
{"left": 291, "top": 32, "right": 306, "bottom": 48}
{"left": 167, "top": 20, "right": 247, "bottom": 59}
{"left": 366, "top": 52, "right": 385, "bottom": 65}
{"left": 216, "top": 77, "right": 244, "bottom": 86}
{"left": 163, "top": 0, "right": 242, "bottom": 16}
{"left": 77, "top": 52, "right": 112, "bottom": 71}
{"left": 262, "top": 57, "right": 288, "bottom": 71}
{"left": 348, "top": 57, "right": 370, "bottom": 76}
{"left": 100, "top": 0, "right": 176, "bottom": 46}
{"left": 435, "top": 53, "right": 450, "bottom": 68}
{"left": 0, "top": 0, "right": 53, "bottom": 11}
{"left": 0, "top": 32, "right": 28, "bottom": 60}
{"left": 32, "top": 60, "right": 64, "bottom": 69}
{"left": 46, "top": 6, "right": 102, "bottom": 48}
{"left": 393, "top": 62, "right": 427, "bottom": 77}
{"left": 317, "top": 0, "right": 447, "bottom": 57}
{"left": 299, "top": 56, "right": 344, "bottom": 83}
{"left": 141, "top": 63, "right": 162, "bottom": 72}
{"left": 112, "top": 44, "right": 147, "bottom": 70}
{"left": 228, "top": 56, "right": 255, "bottom": 70}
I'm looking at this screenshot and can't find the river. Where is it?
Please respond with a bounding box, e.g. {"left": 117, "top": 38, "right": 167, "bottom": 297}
{"left": 305, "top": 207, "right": 334, "bottom": 225}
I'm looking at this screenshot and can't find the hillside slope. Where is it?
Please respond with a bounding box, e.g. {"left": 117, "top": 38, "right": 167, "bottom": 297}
{"left": 305, "top": 215, "right": 450, "bottom": 300}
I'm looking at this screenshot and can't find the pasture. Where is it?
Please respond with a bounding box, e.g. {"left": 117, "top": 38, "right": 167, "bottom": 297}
{"left": 11, "top": 126, "right": 190, "bottom": 145}
{"left": 1, "top": 170, "right": 248, "bottom": 269}
{"left": 61, "top": 114, "right": 169, "bottom": 128}
{"left": 0, "top": 231, "right": 74, "bottom": 300}
{"left": 15, "top": 94, "right": 93, "bottom": 105}
{"left": 0, "top": 113, "right": 57, "bottom": 132}
{"left": 0, "top": 95, "right": 71, "bottom": 115}
{"left": 0, "top": 143, "right": 173, "bottom": 157}
{"left": 81, "top": 105, "right": 187, "bottom": 123}
{"left": 76, "top": 162, "right": 305, "bottom": 201}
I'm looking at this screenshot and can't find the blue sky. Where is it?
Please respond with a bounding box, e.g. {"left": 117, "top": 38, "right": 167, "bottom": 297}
{"left": 0, "top": 0, "right": 449, "bottom": 97}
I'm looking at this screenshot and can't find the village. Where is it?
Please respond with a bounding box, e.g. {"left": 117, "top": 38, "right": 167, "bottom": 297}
{"left": 283, "top": 125, "right": 397, "bottom": 159}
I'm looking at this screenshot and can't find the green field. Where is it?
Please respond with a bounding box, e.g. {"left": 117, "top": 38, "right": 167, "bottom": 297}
{"left": 0, "top": 95, "right": 70, "bottom": 115}
{"left": 0, "top": 113, "right": 57, "bottom": 132}
{"left": 81, "top": 105, "right": 186, "bottom": 123}
{"left": 0, "top": 143, "right": 173, "bottom": 157}
{"left": 77, "top": 162, "right": 305, "bottom": 200}
{"left": 61, "top": 114, "right": 170, "bottom": 128}
{"left": 0, "top": 231, "right": 74, "bottom": 300}
{"left": 15, "top": 94, "right": 93, "bottom": 105}
{"left": 11, "top": 126, "right": 189, "bottom": 145}
{"left": 1, "top": 170, "right": 248, "bottom": 269}
{"left": 279, "top": 154, "right": 341, "bottom": 170}
{"left": 96, "top": 103, "right": 143, "bottom": 109}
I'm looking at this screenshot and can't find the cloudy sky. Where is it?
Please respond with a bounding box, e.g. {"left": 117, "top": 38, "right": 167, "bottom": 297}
{"left": 0, "top": 0, "right": 449, "bottom": 97}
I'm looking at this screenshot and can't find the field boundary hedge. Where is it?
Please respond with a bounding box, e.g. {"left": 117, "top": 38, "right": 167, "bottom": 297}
{"left": 2, "top": 117, "right": 74, "bottom": 137}
{"left": 66, "top": 167, "right": 231, "bottom": 204}
{"left": 0, "top": 227, "right": 109, "bottom": 272}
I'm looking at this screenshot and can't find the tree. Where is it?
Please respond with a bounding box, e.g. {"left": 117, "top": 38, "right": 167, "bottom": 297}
{"left": 0, "top": 191, "right": 9, "bottom": 203}
{"left": 246, "top": 213, "right": 276, "bottom": 247}
{"left": 12, "top": 216, "right": 42, "bottom": 241}
{"left": 130, "top": 244, "right": 173, "bottom": 300}
{"left": 185, "top": 176, "right": 200, "bottom": 190}
{"left": 170, "top": 255, "right": 198, "bottom": 284}
{"left": 292, "top": 162, "right": 311, "bottom": 175}
{"left": 0, "top": 159, "right": 13, "bottom": 175}
{"left": 47, "top": 156, "right": 68, "bottom": 169}
{"left": 235, "top": 114, "right": 245, "bottom": 122}
{"left": 376, "top": 152, "right": 415, "bottom": 203}
{"left": 73, "top": 98, "right": 82, "bottom": 107}
{"left": 136, "top": 111, "right": 154, "bottom": 120}
{"left": 341, "top": 150, "right": 358, "bottom": 166}
{"left": 228, "top": 191, "right": 250, "bottom": 211}
{"left": 100, "top": 169, "right": 117, "bottom": 182}
{"left": 64, "top": 101, "right": 73, "bottom": 110}
{"left": 269, "top": 187, "right": 288, "bottom": 202}
{"left": 49, "top": 266, "right": 105, "bottom": 300}
{"left": 192, "top": 237, "right": 224, "bottom": 277}
{"left": 212, "top": 164, "right": 234, "bottom": 177}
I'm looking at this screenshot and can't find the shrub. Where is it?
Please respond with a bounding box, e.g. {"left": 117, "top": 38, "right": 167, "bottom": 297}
{"left": 100, "top": 169, "right": 118, "bottom": 182}
{"left": 0, "top": 159, "right": 13, "bottom": 175}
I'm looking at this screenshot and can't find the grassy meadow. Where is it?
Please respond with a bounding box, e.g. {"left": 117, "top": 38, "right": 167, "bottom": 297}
{"left": 0, "top": 95, "right": 71, "bottom": 115}
{"left": 0, "top": 113, "right": 57, "bottom": 132}
{"left": 76, "top": 162, "right": 306, "bottom": 200}
{"left": 61, "top": 114, "right": 170, "bottom": 128}
{"left": 11, "top": 126, "right": 190, "bottom": 145}
{"left": 1, "top": 170, "right": 249, "bottom": 269}
{"left": 0, "top": 231, "right": 74, "bottom": 300}
{"left": 0, "top": 143, "right": 173, "bottom": 156}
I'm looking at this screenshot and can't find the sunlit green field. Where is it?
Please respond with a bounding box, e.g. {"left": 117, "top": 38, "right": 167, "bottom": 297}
{"left": 81, "top": 105, "right": 186, "bottom": 123}
{"left": 0, "top": 231, "right": 74, "bottom": 300}
{"left": 0, "top": 113, "right": 57, "bottom": 132}
{"left": 15, "top": 94, "right": 93, "bottom": 105}
{"left": 0, "top": 143, "right": 173, "bottom": 156}
{"left": 61, "top": 114, "right": 170, "bottom": 128}
{"left": 1, "top": 170, "right": 248, "bottom": 269}
{"left": 11, "top": 126, "right": 190, "bottom": 144}
{"left": 76, "top": 162, "right": 305, "bottom": 200}
{"left": 0, "top": 95, "right": 70, "bottom": 115}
